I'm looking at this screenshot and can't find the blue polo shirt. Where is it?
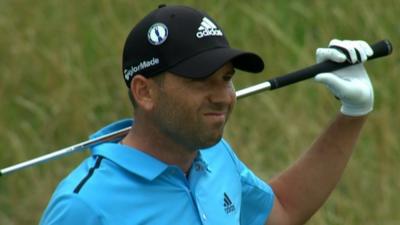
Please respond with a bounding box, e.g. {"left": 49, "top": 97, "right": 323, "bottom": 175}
{"left": 40, "top": 119, "right": 274, "bottom": 225}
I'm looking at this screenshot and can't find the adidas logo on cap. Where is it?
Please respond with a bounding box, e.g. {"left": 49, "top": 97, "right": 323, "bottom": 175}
{"left": 196, "top": 17, "right": 223, "bottom": 38}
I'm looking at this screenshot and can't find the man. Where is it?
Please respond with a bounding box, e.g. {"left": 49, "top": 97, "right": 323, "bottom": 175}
{"left": 40, "top": 4, "right": 374, "bottom": 225}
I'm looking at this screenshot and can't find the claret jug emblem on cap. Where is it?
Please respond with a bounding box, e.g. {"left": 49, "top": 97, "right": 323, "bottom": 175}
{"left": 148, "top": 23, "right": 168, "bottom": 45}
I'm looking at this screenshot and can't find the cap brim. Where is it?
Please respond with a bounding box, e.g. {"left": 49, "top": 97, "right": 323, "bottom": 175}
{"left": 168, "top": 47, "right": 264, "bottom": 78}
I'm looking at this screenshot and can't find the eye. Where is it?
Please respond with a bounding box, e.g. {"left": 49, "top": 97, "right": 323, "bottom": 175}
{"left": 223, "top": 75, "right": 233, "bottom": 82}
{"left": 223, "top": 70, "right": 235, "bottom": 82}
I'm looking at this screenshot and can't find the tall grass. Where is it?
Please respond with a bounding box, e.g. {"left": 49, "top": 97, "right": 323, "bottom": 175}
{"left": 0, "top": 0, "right": 398, "bottom": 224}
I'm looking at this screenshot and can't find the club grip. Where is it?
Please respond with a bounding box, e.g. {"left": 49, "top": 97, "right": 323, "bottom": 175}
{"left": 367, "top": 39, "right": 393, "bottom": 60}
{"left": 268, "top": 40, "right": 393, "bottom": 90}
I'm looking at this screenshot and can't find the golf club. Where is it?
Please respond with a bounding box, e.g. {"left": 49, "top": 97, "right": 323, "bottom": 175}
{"left": 0, "top": 40, "right": 392, "bottom": 176}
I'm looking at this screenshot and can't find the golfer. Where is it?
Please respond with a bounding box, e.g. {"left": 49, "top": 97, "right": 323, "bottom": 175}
{"left": 40, "top": 4, "right": 374, "bottom": 225}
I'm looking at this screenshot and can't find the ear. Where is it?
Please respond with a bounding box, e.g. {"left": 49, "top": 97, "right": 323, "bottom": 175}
{"left": 130, "top": 75, "right": 156, "bottom": 111}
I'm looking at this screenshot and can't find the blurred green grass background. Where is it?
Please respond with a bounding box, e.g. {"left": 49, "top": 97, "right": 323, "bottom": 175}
{"left": 0, "top": 0, "right": 398, "bottom": 224}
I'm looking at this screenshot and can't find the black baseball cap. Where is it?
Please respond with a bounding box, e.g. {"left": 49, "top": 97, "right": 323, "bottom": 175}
{"left": 122, "top": 4, "right": 264, "bottom": 87}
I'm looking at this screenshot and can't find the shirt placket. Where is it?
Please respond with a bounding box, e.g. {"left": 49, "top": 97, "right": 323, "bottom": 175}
{"left": 188, "top": 160, "right": 210, "bottom": 225}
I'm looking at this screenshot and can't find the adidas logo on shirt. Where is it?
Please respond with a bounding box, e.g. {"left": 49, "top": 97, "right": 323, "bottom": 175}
{"left": 196, "top": 17, "right": 223, "bottom": 38}
{"left": 223, "top": 192, "right": 236, "bottom": 214}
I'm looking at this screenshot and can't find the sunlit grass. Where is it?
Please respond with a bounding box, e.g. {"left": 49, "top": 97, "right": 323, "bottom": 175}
{"left": 0, "top": 0, "right": 399, "bottom": 224}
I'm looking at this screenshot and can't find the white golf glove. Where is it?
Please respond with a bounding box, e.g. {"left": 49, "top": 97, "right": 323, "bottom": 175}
{"left": 315, "top": 39, "right": 374, "bottom": 116}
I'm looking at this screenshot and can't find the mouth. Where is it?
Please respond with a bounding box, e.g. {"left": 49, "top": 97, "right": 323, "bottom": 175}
{"left": 203, "top": 112, "right": 227, "bottom": 123}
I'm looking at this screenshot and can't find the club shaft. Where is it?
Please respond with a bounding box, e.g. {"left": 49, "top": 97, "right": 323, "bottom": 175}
{"left": 0, "top": 127, "right": 131, "bottom": 176}
{"left": 236, "top": 81, "right": 271, "bottom": 99}
{"left": 0, "top": 40, "right": 392, "bottom": 176}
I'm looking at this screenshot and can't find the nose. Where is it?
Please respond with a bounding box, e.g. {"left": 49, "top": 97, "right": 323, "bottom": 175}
{"left": 208, "top": 83, "right": 236, "bottom": 106}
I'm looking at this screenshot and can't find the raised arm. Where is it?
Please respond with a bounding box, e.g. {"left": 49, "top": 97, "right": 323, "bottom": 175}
{"left": 266, "top": 40, "right": 374, "bottom": 225}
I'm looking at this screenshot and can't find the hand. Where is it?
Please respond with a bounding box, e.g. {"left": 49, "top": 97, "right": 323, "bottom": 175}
{"left": 315, "top": 39, "right": 374, "bottom": 116}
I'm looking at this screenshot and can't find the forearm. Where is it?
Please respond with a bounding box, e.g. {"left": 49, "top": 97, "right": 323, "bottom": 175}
{"left": 269, "top": 113, "right": 367, "bottom": 225}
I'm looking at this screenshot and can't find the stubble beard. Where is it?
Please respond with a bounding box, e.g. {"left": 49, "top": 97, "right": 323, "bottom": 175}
{"left": 152, "top": 98, "right": 231, "bottom": 152}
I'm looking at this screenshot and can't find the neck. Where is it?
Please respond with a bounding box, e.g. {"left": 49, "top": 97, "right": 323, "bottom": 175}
{"left": 121, "top": 119, "right": 197, "bottom": 174}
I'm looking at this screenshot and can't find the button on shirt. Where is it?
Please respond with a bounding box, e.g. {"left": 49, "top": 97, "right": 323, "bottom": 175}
{"left": 40, "top": 119, "right": 275, "bottom": 225}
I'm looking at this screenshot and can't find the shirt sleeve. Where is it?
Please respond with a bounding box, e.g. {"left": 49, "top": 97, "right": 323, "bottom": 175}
{"left": 39, "top": 194, "right": 104, "bottom": 225}
{"left": 222, "top": 140, "right": 275, "bottom": 225}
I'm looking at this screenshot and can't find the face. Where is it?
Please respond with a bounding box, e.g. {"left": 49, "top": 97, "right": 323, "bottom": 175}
{"left": 150, "top": 63, "right": 236, "bottom": 151}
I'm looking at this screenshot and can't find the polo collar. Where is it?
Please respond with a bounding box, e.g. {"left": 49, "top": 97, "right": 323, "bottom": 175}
{"left": 88, "top": 118, "right": 212, "bottom": 180}
{"left": 89, "top": 118, "right": 167, "bottom": 180}
{"left": 90, "top": 118, "right": 214, "bottom": 180}
{"left": 91, "top": 143, "right": 169, "bottom": 180}
{"left": 89, "top": 118, "right": 133, "bottom": 141}
{"left": 193, "top": 150, "right": 211, "bottom": 173}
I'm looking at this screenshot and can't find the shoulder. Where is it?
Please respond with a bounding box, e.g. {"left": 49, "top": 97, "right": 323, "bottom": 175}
{"left": 40, "top": 155, "right": 127, "bottom": 224}
{"left": 52, "top": 156, "right": 108, "bottom": 195}
{"left": 43, "top": 155, "right": 113, "bottom": 208}
{"left": 40, "top": 193, "right": 104, "bottom": 225}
